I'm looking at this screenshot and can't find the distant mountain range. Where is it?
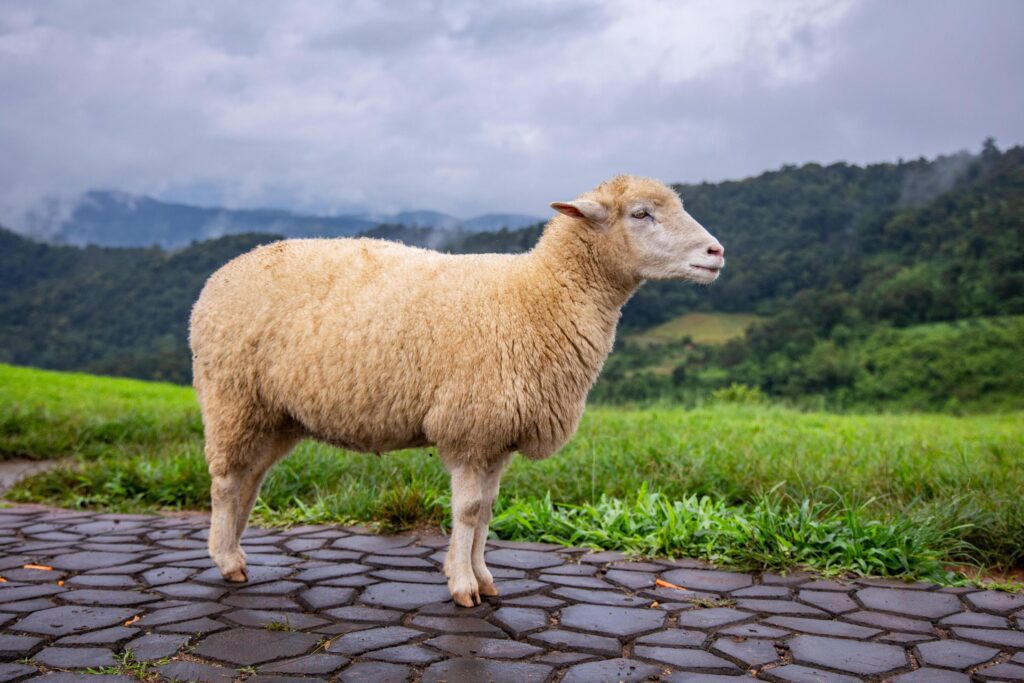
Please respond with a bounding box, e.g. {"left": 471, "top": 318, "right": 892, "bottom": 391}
{"left": 13, "top": 190, "right": 543, "bottom": 248}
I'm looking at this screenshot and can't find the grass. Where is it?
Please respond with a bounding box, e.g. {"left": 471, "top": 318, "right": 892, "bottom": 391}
{"left": 3, "top": 363, "right": 1024, "bottom": 585}
{"left": 627, "top": 312, "right": 764, "bottom": 346}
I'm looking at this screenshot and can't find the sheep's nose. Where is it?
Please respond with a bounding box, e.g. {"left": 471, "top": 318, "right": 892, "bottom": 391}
{"left": 707, "top": 242, "right": 724, "bottom": 257}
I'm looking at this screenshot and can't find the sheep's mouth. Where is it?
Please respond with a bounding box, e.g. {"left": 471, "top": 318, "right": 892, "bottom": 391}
{"left": 688, "top": 263, "right": 722, "bottom": 283}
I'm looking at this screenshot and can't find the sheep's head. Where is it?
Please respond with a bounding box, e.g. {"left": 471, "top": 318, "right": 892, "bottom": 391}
{"left": 551, "top": 175, "right": 725, "bottom": 284}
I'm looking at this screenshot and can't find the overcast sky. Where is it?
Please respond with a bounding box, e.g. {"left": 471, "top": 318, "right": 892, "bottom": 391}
{"left": 1, "top": 0, "right": 1022, "bottom": 222}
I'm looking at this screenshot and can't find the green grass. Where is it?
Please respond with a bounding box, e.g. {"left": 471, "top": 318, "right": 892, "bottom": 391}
{"left": 3, "top": 363, "right": 1023, "bottom": 584}
{"left": 627, "top": 312, "right": 764, "bottom": 346}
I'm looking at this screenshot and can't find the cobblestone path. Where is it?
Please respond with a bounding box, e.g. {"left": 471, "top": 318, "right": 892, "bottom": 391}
{"left": 0, "top": 505, "right": 1022, "bottom": 682}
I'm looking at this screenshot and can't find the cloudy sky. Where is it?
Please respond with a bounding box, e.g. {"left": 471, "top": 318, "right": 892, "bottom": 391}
{"left": 1, "top": 0, "right": 1022, "bottom": 222}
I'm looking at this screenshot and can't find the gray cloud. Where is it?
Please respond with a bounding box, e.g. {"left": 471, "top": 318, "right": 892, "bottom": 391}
{"left": 0, "top": 0, "right": 1022, "bottom": 225}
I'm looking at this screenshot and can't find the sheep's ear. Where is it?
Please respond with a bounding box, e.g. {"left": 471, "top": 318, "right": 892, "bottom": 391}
{"left": 549, "top": 200, "right": 608, "bottom": 225}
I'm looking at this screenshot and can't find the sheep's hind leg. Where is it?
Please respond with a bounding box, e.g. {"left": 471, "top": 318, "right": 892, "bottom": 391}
{"left": 472, "top": 453, "right": 512, "bottom": 597}
{"left": 231, "top": 432, "right": 300, "bottom": 549}
{"left": 208, "top": 465, "right": 248, "bottom": 582}
{"left": 444, "top": 459, "right": 485, "bottom": 607}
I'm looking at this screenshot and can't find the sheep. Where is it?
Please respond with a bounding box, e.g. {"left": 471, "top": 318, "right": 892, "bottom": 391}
{"left": 189, "top": 175, "right": 725, "bottom": 607}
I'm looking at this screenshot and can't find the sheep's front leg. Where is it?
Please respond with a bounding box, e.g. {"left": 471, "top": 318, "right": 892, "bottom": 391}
{"left": 445, "top": 462, "right": 484, "bottom": 607}
{"left": 472, "top": 453, "right": 512, "bottom": 597}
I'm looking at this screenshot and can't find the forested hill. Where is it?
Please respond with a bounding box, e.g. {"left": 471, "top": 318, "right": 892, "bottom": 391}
{"left": 1, "top": 142, "right": 1021, "bottom": 388}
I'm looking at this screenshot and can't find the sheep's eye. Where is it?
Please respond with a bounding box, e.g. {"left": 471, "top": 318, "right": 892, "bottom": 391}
{"left": 631, "top": 209, "right": 649, "bottom": 219}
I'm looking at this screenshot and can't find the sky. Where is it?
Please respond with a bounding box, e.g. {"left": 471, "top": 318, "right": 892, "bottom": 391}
{"left": 1, "top": 0, "right": 1023, "bottom": 223}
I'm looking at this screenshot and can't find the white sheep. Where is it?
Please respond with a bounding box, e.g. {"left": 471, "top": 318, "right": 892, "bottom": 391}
{"left": 189, "top": 175, "right": 725, "bottom": 606}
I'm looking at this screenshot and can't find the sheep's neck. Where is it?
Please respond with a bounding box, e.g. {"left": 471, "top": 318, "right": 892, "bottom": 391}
{"left": 525, "top": 219, "right": 641, "bottom": 381}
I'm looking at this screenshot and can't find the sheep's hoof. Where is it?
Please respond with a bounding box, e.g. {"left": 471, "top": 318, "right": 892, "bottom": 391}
{"left": 479, "top": 581, "right": 499, "bottom": 597}
{"left": 222, "top": 567, "right": 248, "bottom": 582}
{"left": 451, "top": 589, "right": 480, "bottom": 607}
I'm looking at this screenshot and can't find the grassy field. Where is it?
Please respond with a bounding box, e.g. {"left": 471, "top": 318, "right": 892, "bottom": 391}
{"left": 627, "top": 312, "right": 764, "bottom": 346}
{"left": 3, "top": 363, "right": 1023, "bottom": 585}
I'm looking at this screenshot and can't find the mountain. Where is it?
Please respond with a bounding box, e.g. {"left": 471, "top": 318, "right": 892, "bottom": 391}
{"left": 13, "top": 191, "right": 544, "bottom": 249}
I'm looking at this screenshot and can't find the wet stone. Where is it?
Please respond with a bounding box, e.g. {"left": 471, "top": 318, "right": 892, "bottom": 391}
{"left": 29, "top": 675, "right": 135, "bottom": 683}
{"left": 760, "top": 571, "right": 812, "bottom": 585}
{"left": 562, "top": 658, "right": 663, "bottom": 683}
{"left": 194, "top": 565, "right": 295, "bottom": 584}
{"left": 359, "top": 581, "right": 453, "bottom": 610}
{"left": 544, "top": 562, "right": 598, "bottom": 576}
{"left": 485, "top": 548, "right": 563, "bottom": 570}
{"left": 338, "top": 661, "right": 410, "bottom": 683}
{"left": 425, "top": 634, "right": 541, "bottom": 658}
{"left": 364, "top": 644, "right": 442, "bottom": 665}
{"left": 324, "top": 605, "right": 403, "bottom": 624}
{"left": 538, "top": 573, "right": 614, "bottom": 589}
{"left": 59, "top": 588, "right": 158, "bottom": 606}
{"left": 416, "top": 601, "right": 493, "bottom": 618}
{"left": 85, "top": 562, "right": 152, "bottom": 575}
{"left": 140, "top": 566, "right": 195, "bottom": 586}
{"left": 237, "top": 579, "right": 305, "bottom": 595}
{"left": 636, "top": 628, "right": 707, "bottom": 647}
{"left": 732, "top": 585, "right": 790, "bottom": 598}
{"left": 332, "top": 535, "right": 413, "bottom": 552}
{"left": 54, "top": 626, "right": 135, "bottom": 645}
{"left": 978, "top": 662, "right": 1024, "bottom": 680}
{"left": 634, "top": 645, "right": 740, "bottom": 672}
{"left": 157, "top": 660, "right": 235, "bottom": 682}
{"left": 550, "top": 586, "right": 650, "bottom": 607}
{"left": 409, "top": 615, "right": 506, "bottom": 636}
{"left": 605, "top": 568, "right": 656, "bottom": 589}
{"left": 713, "top": 637, "right": 779, "bottom": 666}
{"left": 134, "top": 601, "right": 227, "bottom": 626}
{"left": 951, "top": 626, "right": 1024, "bottom": 647}
{"left": 422, "top": 658, "right": 552, "bottom": 683}
{"left": 224, "top": 608, "right": 328, "bottom": 630}
{"left": 327, "top": 626, "right": 422, "bottom": 655}
{"left": 155, "top": 582, "right": 226, "bottom": 600}
{"left": 33, "top": 646, "right": 116, "bottom": 668}
{"left": 154, "top": 616, "right": 228, "bottom": 634}
{"left": 798, "top": 589, "right": 858, "bottom": 614}
{"left": 293, "top": 563, "right": 371, "bottom": 582}
{"left": 261, "top": 653, "right": 350, "bottom": 675}
{"left": 299, "top": 586, "right": 355, "bottom": 610}
{"left": 501, "top": 593, "right": 565, "bottom": 608}
{"left": 940, "top": 611, "right": 1007, "bottom": 627}
{"left": 529, "top": 628, "right": 621, "bottom": 656}
{"left": 765, "top": 615, "right": 881, "bottom": 639}
{"left": 123, "top": 632, "right": 188, "bottom": 660}
{"left": 0, "top": 584, "right": 65, "bottom": 603}
{"left": 880, "top": 631, "right": 936, "bottom": 644}
{"left": 675, "top": 607, "right": 752, "bottom": 629}
{"left": 965, "top": 589, "right": 1024, "bottom": 614}
{"left": 768, "top": 664, "right": 860, "bottom": 683}
{"left": 13, "top": 605, "right": 137, "bottom": 636}
{"left": 372, "top": 568, "right": 446, "bottom": 584}
{"left": 661, "top": 567, "right": 753, "bottom": 592}
{"left": 665, "top": 674, "right": 757, "bottom": 683}
{"left": 0, "top": 664, "right": 35, "bottom": 683}
{"left": 856, "top": 586, "right": 961, "bottom": 619}
{"left": 491, "top": 606, "right": 548, "bottom": 638}
{"left": 194, "top": 627, "right": 319, "bottom": 666}
{"left": 788, "top": 634, "right": 907, "bottom": 676}
{"left": 560, "top": 603, "right": 665, "bottom": 638}
{"left": 892, "top": 668, "right": 970, "bottom": 683}
{"left": 720, "top": 622, "right": 790, "bottom": 639}
{"left": 491, "top": 578, "right": 547, "bottom": 597}
{"left": 46, "top": 551, "right": 140, "bottom": 571}
{"left": 917, "top": 639, "right": 998, "bottom": 669}
{"left": 2, "top": 567, "right": 68, "bottom": 583}
{"left": 0, "top": 634, "right": 42, "bottom": 657}
{"left": 733, "top": 598, "right": 826, "bottom": 616}
{"left": 845, "top": 609, "right": 935, "bottom": 633}
{"left": 64, "top": 574, "right": 135, "bottom": 588}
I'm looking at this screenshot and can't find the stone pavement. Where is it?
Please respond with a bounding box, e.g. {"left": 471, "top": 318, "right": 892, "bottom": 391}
{"left": 0, "top": 506, "right": 1022, "bottom": 682}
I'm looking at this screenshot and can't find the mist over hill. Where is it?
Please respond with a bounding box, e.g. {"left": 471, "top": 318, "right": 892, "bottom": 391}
{"left": 11, "top": 191, "right": 542, "bottom": 249}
